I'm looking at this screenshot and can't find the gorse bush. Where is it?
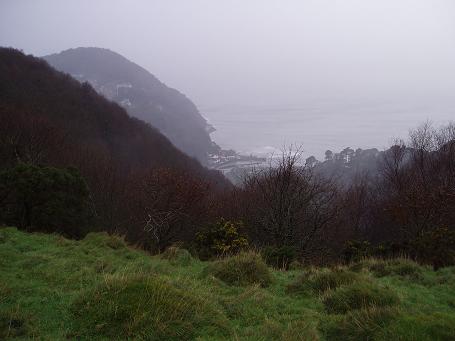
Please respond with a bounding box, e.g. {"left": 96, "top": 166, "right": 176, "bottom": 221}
{"left": 71, "top": 274, "right": 230, "bottom": 340}
{"left": 0, "top": 163, "right": 91, "bottom": 237}
{"left": 196, "top": 218, "right": 248, "bottom": 260}
{"left": 206, "top": 251, "right": 272, "bottom": 287}
{"left": 323, "top": 282, "right": 400, "bottom": 314}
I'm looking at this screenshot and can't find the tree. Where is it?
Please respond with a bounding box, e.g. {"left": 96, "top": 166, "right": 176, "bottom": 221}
{"left": 127, "top": 168, "right": 211, "bottom": 252}
{"left": 239, "top": 148, "right": 340, "bottom": 258}
{"left": 0, "top": 164, "right": 91, "bottom": 237}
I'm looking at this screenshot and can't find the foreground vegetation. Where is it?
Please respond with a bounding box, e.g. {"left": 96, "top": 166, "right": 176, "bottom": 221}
{"left": 1, "top": 227, "right": 455, "bottom": 340}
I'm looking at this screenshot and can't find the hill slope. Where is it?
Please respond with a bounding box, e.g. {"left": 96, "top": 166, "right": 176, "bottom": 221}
{"left": 43, "top": 47, "right": 217, "bottom": 163}
{"left": 1, "top": 227, "right": 455, "bottom": 340}
{"left": 0, "top": 47, "right": 225, "bottom": 183}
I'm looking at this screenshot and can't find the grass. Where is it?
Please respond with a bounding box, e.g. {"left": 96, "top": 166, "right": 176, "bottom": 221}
{"left": 1, "top": 226, "right": 455, "bottom": 340}
{"left": 322, "top": 281, "right": 400, "bottom": 314}
{"left": 205, "top": 251, "right": 273, "bottom": 287}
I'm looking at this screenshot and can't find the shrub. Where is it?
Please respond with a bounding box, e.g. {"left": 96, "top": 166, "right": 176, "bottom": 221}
{"left": 410, "top": 227, "right": 455, "bottom": 269}
{"left": 161, "top": 246, "right": 193, "bottom": 266}
{"left": 196, "top": 218, "right": 248, "bottom": 260}
{"left": 287, "top": 268, "right": 360, "bottom": 294}
{"left": 71, "top": 274, "right": 230, "bottom": 340}
{"left": 0, "top": 164, "right": 91, "bottom": 238}
{"left": 322, "top": 306, "right": 398, "bottom": 341}
{"left": 206, "top": 251, "right": 272, "bottom": 287}
{"left": 343, "top": 240, "right": 372, "bottom": 262}
{"left": 262, "top": 245, "right": 298, "bottom": 269}
{"left": 323, "top": 282, "right": 400, "bottom": 314}
{"left": 343, "top": 240, "right": 404, "bottom": 263}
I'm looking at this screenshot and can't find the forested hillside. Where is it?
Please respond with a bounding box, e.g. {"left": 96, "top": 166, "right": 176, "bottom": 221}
{"left": 0, "top": 48, "right": 227, "bottom": 244}
{"left": 43, "top": 47, "right": 218, "bottom": 163}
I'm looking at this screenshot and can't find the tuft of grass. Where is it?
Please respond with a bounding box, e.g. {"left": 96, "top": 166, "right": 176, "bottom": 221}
{"left": 322, "top": 306, "right": 398, "bottom": 341}
{"left": 83, "top": 232, "right": 127, "bottom": 250}
{"left": 161, "top": 246, "right": 193, "bottom": 266}
{"left": 379, "top": 311, "right": 455, "bottom": 340}
{"left": 287, "top": 268, "right": 361, "bottom": 295}
{"left": 323, "top": 282, "right": 400, "bottom": 314}
{"left": 350, "top": 258, "right": 423, "bottom": 279}
{"left": 206, "top": 251, "right": 273, "bottom": 287}
{"left": 281, "top": 320, "right": 321, "bottom": 341}
{"left": 0, "top": 307, "right": 33, "bottom": 339}
{"left": 71, "top": 273, "right": 230, "bottom": 340}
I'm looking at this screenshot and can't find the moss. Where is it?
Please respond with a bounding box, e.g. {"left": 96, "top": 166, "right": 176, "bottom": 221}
{"left": 206, "top": 251, "right": 272, "bottom": 287}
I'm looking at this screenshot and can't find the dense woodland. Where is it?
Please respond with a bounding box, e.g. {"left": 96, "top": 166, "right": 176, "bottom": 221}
{"left": 1, "top": 48, "right": 455, "bottom": 269}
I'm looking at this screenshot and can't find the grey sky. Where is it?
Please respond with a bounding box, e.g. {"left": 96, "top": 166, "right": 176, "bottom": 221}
{"left": 1, "top": 0, "right": 455, "bottom": 108}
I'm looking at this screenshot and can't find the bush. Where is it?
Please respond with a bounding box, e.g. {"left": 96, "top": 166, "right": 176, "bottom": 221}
{"left": 196, "top": 218, "right": 248, "bottom": 260}
{"left": 322, "top": 306, "right": 398, "bottom": 341}
{"left": 323, "top": 282, "right": 400, "bottom": 314}
{"left": 411, "top": 227, "right": 455, "bottom": 269}
{"left": 161, "top": 246, "right": 193, "bottom": 266}
{"left": 0, "top": 164, "right": 91, "bottom": 237}
{"left": 71, "top": 274, "right": 230, "bottom": 340}
{"left": 343, "top": 240, "right": 403, "bottom": 263}
{"left": 287, "top": 268, "right": 360, "bottom": 295}
{"left": 262, "top": 245, "right": 298, "bottom": 269}
{"left": 206, "top": 251, "right": 272, "bottom": 287}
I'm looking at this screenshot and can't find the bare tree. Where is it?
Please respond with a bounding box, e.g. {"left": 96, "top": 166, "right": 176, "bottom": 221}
{"left": 239, "top": 147, "right": 340, "bottom": 256}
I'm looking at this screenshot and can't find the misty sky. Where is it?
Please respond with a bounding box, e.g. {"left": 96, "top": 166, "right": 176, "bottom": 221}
{"left": 1, "top": 1, "right": 455, "bottom": 156}
{"left": 2, "top": 0, "right": 455, "bottom": 106}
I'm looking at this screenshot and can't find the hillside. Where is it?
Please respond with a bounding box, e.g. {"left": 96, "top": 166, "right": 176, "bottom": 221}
{"left": 43, "top": 47, "right": 218, "bottom": 163}
{"left": 0, "top": 47, "right": 226, "bottom": 183}
{"left": 1, "top": 227, "right": 455, "bottom": 340}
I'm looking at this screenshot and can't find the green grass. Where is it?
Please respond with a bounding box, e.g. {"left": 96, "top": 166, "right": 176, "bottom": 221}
{"left": 1, "top": 227, "right": 455, "bottom": 340}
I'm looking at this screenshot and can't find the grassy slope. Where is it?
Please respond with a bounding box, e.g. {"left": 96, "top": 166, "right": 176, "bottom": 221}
{"left": 1, "top": 227, "right": 455, "bottom": 340}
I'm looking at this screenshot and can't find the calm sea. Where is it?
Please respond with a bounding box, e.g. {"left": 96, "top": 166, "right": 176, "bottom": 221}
{"left": 200, "top": 99, "right": 455, "bottom": 159}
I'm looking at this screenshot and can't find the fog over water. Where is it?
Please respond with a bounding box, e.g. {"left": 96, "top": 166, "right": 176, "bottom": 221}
{"left": 1, "top": 0, "right": 455, "bottom": 158}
